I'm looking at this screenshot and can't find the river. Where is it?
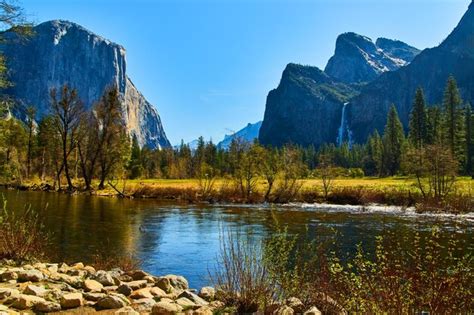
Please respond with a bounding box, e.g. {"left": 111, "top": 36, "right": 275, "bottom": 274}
{"left": 1, "top": 188, "right": 472, "bottom": 289}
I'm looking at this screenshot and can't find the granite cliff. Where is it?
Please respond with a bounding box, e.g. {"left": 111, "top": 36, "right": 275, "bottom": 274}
{"left": 1, "top": 20, "right": 170, "bottom": 149}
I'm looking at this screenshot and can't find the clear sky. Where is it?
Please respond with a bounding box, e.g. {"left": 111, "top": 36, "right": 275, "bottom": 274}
{"left": 21, "top": 0, "right": 470, "bottom": 145}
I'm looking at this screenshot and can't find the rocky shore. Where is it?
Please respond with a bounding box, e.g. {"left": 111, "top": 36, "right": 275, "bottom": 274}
{"left": 0, "top": 261, "right": 322, "bottom": 315}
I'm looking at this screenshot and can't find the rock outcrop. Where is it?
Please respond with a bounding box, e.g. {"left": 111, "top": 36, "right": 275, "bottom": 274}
{"left": 1, "top": 20, "right": 170, "bottom": 149}
{"left": 217, "top": 121, "right": 262, "bottom": 149}
{"left": 324, "top": 32, "right": 419, "bottom": 84}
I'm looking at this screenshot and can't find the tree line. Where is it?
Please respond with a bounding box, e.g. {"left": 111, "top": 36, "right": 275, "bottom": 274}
{"left": 0, "top": 76, "right": 472, "bottom": 194}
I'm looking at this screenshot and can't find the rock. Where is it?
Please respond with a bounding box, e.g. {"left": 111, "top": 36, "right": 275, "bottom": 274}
{"left": 68, "top": 269, "right": 86, "bottom": 277}
{"left": 17, "top": 269, "right": 44, "bottom": 282}
{"left": 23, "top": 284, "right": 48, "bottom": 297}
{"left": 130, "top": 287, "right": 153, "bottom": 299}
{"left": 84, "top": 292, "right": 107, "bottom": 301}
{"left": 83, "top": 279, "right": 104, "bottom": 292}
{"left": 127, "top": 270, "right": 149, "bottom": 281}
{"left": 198, "top": 287, "right": 215, "bottom": 301}
{"left": 150, "top": 286, "right": 167, "bottom": 298}
{"left": 2, "top": 20, "right": 171, "bottom": 149}
{"left": 56, "top": 273, "right": 83, "bottom": 288}
{"left": 115, "top": 306, "right": 140, "bottom": 315}
{"left": 126, "top": 280, "right": 148, "bottom": 290}
{"left": 0, "top": 271, "right": 18, "bottom": 282}
{"left": 132, "top": 297, "right": 156, "bottom": 312}
{"left": 0, "top": 288, "right": 20, "bottom": 299}
{"left": 119, "top": 275, "right": 134, "bottom": 282}
{"left": 46, "top": 264, "right": 58, "bottom": 274}
{"left": 103, "top": 286, "right": 119, "bottom": 293}
{"left": 209, "top": 300, "right": 225, "bottom": 310}
{"left": 189, "top": 306, "right": 214, "bottom": 315}
{"left": 151, "top": 301, "right": 183, "bottom": 315}
{"left": 97, "top": 293, "right": 130, "bottom": 309}
{"left": 274, "top": 305, "right": 295, "bottom": 315}
{"left": 176, "top": 297, "right": 196, "bottom": 309}
{"left": 144, "top": 275, "right": 155, "bottom": 283}
{"left": 156, "top": 277, "right": 172, "bottom": 293}
{"left": 286, "top": 297, "right": 304, "bottom": 313}
{"left": 34, "top": 301, "right": 61, "bottom": 313}
{"left": 12, "top": 294, "right": 46, "bottom": 310}
{"left": 304, "top": 306, "right": 322, "bottom": 315}
{"left": 71, "top": 262, "right": 84, "bottom": 269}
{"left": 178, "top": 290, "right": 209, "bottom": 306}
{"left": 163, "top": 275, "right": 189, "bottom": 291}
{"left": 60, "top": 292, "right": 83, "bottom": 309}
{"left": 117, "top": 283, "right": 133, "bottom": 296}
{"left": 58, "top": 263, "right": 69, "bottom": 273}
{"left": 94, "top": 270, "right": 115, "bottom": 286}
{"left": 83, "top": 265, "right": 96, "bottom": 275}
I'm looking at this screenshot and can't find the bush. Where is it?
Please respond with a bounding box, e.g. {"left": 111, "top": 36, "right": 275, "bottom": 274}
{"left": 0, "top": 199, "right": 51, "bottom": 261}
{"left": 90, "top": 250, "right": 141, "bottom": 272}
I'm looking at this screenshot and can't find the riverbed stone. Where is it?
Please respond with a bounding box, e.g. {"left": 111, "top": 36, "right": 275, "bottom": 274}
{"left": 150, "top": 286, "right": 167, "bottom": 297}
{"left": 0, "top": 271, "right": 18, "bottom": 282}
{"left": 126, "top": 280, "right": 147, "bottom": 290}
{"left": 188, "top": 306, "right": 214, "bottom": 315}
{"left": 0, "top": 288, "right": 20, "bottom": 299}
{"left": 71, "top": 262, "right": 84, "bottom": 269}
{"left": 115, "top": 306, "right": 140, "bottom": 315}
{"left": 17, "top": 269, "right": 44, "bottom": 282}
{"left": 103, "top": 285, "right": 119, "bottom": 293}
{"left": 286, "top": 297, "right": 304, "bottom": 313}
{"left": 132, "top": 297, "right": 156, "bottom": 312}
{"left": 198, "top": 287, "right": 215, "bottom": 301}
{"left": 275, "top": 305, "right": 294, "bottom": 315}
{"left": 34, "top": 300, "right": 61, "bottom": 313}
{"left": 163, "top": 275, "right": 189, "bottom": 291}
{"left": 156, "top": 277, "right": 172, "bottom": 293}
{"left": 83, "top": 279, "right": 104, "bottom": 292}
{"left": 117, "top": 283, "right": 133, "bottom": 296}
{"left": 151, "top": 301, "right": 183, "bottom": 315}
{"left": 178, "top": 290, "right": 209, "bottom": 306}
{"left": 94, "top": 270, "right": 115, "bottom": 286}
{"left": 12, "top": 294, "right": 46, "bottom": 309}
{"left": 97, "top": 293, "right": 130, "bottom": 309}
{"left": 60, "top": 292, "right": 83, "bottom": 309}
{"left": 127, "top": 270, "right": 149, "bottom": 281}
{"left": 130, "top": 287, "right": 153, "bottom": 299}
{"left": 23, "top": 284, "right": 48, "bottom": 297}
{"left": 84, "top": 292, "right": 107, "bottom": 301}
{"left": 304, "top": 306, "right": 322, "bottom": 315}
{"left": 176, "top": 297, "right": 196, "bottom": 309}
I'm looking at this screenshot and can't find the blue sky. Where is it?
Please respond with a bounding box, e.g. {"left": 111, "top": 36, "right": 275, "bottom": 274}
{"left": 21, "top": 0, "right": 470, "bottom": 145}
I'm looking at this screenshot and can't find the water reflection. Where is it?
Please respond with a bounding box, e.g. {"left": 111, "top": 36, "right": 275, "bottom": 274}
{"left": 1, "top": 188, "right": 472, "bottom": 288}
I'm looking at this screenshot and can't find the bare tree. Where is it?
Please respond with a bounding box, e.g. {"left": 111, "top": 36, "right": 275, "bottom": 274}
{"left": 317, "top": 154, "right": 336, "bottom": 199}
{"left": 50, "top": 85, "right": 84, "bottom": 191}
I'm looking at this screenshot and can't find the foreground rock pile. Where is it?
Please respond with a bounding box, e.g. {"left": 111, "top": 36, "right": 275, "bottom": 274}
{"left": 0, "top": 261, "right": 323, "bottom": 314}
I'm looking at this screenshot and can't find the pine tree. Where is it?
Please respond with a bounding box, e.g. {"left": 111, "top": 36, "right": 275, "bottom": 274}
{"left": 382, "top": 105, "right": 405, "bottom": 176}
{"left": 364, "top": 130, "right": 383, "bottom": 176}
{"left": 408, "top": 88, "right": 428, "bottom": 148}
{"left": 442, "top": 76, "right": 466, "bottom": 165}
{"left": 426, "top": 106, "right": 443, "bottom": 145}
{"left": 466, "top": 103, "right": 473, "bottom": 177}
{"left": 128, "top": 135, "right": 142, "bottom": 179}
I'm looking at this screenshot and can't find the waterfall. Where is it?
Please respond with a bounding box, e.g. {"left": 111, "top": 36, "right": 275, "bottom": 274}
{"left": 337, "top": 102, "right": 353, "bottom": 148}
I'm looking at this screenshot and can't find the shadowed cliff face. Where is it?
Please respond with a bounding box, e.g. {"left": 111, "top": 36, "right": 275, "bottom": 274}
{"left": 350, "top": 1, "right": 474, "bottom": 143}
{"left": 259, "top": 63, "right": 360, "bottom": 148}
{"left": 1, "top": 20, "right": 170, "bottom": 149}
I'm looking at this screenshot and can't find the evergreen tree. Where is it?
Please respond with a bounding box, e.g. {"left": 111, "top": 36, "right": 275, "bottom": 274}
{"left": 382, "top": 105, "right": 405, "bottom": 176}
{"left": 364, "top": 130, "right": 383, "bottom": 176}
{"left": 408, "top": 88, "right": 428, "bottom": 148}
{"left": 442, "top": 76, "right": 466, "bottom": 165}
{"left": 128, "top": 135, "right": 142, "bottom": 179}
{"left": 426, "top": 106, "right": 443, "bottom": 145}
{"left": 466, "top": 103, "right": 473, "bottom": 177}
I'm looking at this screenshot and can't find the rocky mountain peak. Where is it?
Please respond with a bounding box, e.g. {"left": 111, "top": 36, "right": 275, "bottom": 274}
{"left": 325, "top": 32, "right": 419, "bottom": 83}
{"left": 440, "top": 0, "right": 474, "bottom": 54}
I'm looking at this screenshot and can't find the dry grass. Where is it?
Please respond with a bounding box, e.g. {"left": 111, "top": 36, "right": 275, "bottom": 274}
{"left": 89, "top": 250, "right": 141, "bottom": 272}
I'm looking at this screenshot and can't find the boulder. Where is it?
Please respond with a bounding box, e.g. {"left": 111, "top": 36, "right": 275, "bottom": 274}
{"left": 176, "top": 297, "right": 196, "bottom": 309}
{"left": 131, "top": 297, "right": 156, "bottom": 312}
{"left": 34, "top": 301, "right": 61, "bottom": 313}
{"left": 97, "top": 293, "right": 130, "bottom": 309}
{"left": 150, "top": 286, "right": 167, "bottom": 298}
{"left": 198, "top": 287, "right": 215, "bottom": 301}
{"left": 84, "top": 292, "right": 107, "bottom": 301}
{"left": 94, "top": 270, "right": 115, "bottom": 286}
{"left": 60, "top": 292, "right": 83, "bottom": 309}
{"left": 12, "top": 294, "right": 46, "bottom": 310}
{"left": 17, "top": 269, "right": 44, "bottom": 282}
{"left": 163, "top": 275, "right": 188, "bottom": 291}
{"left": 117, "top": 283, "right": 133, "bottom": 296}
{"left": 126, "top": 280, "right": 148, "bottom": 290}
{"left": 23, "top": 284, "right": 48, "bottom": 297}
{"left": 102, "top": 286, "right": 119, "bottom": 293}
{"left": 0, "top": 288, "right": 20, "bottom": 299}
{"left": 0, "top": 271, "right": 18, "bottom": 282}
{"left": 286, "top": 297, "right": 304, "bottom": 313}
{"left": 83, "top": 279, "right": 104, "bottom": 292}
{"left": 71, "top": 262, "right": 84, "bottom": 269}
{"left": 189, "top": 306, "right": 214, "bottom": 315}
{"left": 115, "top": 306, "right": 140, "bottom": 315}
{"left": 151, "top": 301, "right": 183, "bottom": 315}
{"left": 130, "top": 287, "right": 153, "bottom": 299}
{"left": 126, "top": 270, "right": 149, "bottom": 281}
{"left": 274, "top": 305, "right": 294, "bottom": 315}
{"left": 304, "top": 306, "right": 322, "bottom": 315}
{"left": 178, "top": 290, "right": 209, "bottom": 306}
{"left": 156, "top": 277, "right": 172, "bottom": 293}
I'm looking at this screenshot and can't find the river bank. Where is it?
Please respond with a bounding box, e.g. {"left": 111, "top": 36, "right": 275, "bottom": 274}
{"left": 2, "top": 178, "right": 473, "bottom": 215}
{"left": 0, "top": 260, "right": 322, "bottom": 314}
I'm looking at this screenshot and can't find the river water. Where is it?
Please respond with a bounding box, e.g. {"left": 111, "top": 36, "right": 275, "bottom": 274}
{"left": 1, "top": 188, "right": 472, "bottom": 288}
